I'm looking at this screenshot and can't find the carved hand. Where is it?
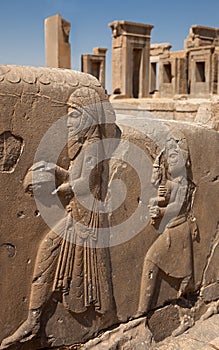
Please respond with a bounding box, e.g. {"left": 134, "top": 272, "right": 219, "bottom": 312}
{"left": 158, "top": 185, "right": 168, "bottom": 197}
{"left": 44, "top": 162, "right": 56, "bottom": 171}
{"left": 52, "top": 182, "right": 73, "bottom": 196}
{"left": 32, "top": 160, "right": 55, "bottom": 171}
{"left": 148, "top": 205, "right": 160, "bottom": 219}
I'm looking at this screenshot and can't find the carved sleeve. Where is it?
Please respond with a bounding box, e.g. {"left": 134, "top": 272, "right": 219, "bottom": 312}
{"left": 163, "top": 179, "right": 188, "bottom": 218}
{"left": 71, "top": 139, "right": 102, "bottom": 198}
{"left": 55, "top": 165, "right": 69, "bottom": 182}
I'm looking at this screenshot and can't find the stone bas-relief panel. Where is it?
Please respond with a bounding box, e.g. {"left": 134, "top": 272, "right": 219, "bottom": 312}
{"left": 0, "top": 64, "right": 119, "bottom": 349}
{"left": 85, "top": 119, "right": 217, "bottom": 348}
{"left": 111, "top": 98, "right": 219, "bottom": 131}
{"left": 0, "top": 64, "right": 218, "bottom": 349}
{"left": 1, "top": 87, "right": 119, "bottom": 349}
{"left": 108, "top": 116, "right": 219, "bottom": 342}
{"left": 136, "top": 131, "right": 198, "bottom": 331}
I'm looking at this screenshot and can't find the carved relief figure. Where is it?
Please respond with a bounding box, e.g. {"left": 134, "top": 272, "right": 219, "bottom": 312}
{"left": 0, "top": 87, "right": 118, "bottom": 349}
{"left": 137, "top": 131, "right": 198, "bottom": 335}
{"left": 112, "top": 22, "right": 122, "bottom": 38}
{"left": 61, "top": 18, "right": 70, "bottom": 43}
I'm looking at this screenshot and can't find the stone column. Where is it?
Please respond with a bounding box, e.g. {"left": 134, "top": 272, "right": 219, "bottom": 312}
{"left": 108, "top": 21, "right": 153, "bottom": 98}
{"left": 81, "top": 48, "right": 107, "bottom": 88}
{"left": 45, "top": 14, "right": 71, "bottom": 69}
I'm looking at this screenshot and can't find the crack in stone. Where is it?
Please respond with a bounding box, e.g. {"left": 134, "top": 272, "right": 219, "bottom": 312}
{"left": 208, "top": 344, "right": 219, "bottom": 350}
{"left": 201, "top": 222, "right": 219, "bottom": 288}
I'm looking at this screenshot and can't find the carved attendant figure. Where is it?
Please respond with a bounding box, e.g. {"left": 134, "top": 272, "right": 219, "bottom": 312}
{"left": 0, "top": 87, "right": 118, "bottom": 348}
{"left": 137, "top": 132, "right": 198, "bottom": 335}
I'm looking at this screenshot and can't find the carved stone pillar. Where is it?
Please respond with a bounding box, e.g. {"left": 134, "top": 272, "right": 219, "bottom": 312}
{"left": 45, "top": 14, "right": 71, "bottom": 69}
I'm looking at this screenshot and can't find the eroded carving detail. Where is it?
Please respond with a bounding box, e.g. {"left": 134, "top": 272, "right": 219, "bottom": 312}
{"left": 0, "top": 131, "right": 23, "bottom": 172}
{"left": 137, "top": 130, "right": 198, "bottom": 336}
{"left": 0, "top": 243, "right": 16, "bottom": 258}
{"left": 61, "top": 18, "right": 70, "bottom": 43}
{"left": 0, "top": 64, "right": 101, "bottom": 88}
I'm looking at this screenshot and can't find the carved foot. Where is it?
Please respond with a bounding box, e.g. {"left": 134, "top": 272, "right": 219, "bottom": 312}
{"left": 134, "top": 310, "right": 146, "bottom": 319}
{"left": 200, "top": 301, "right": 219, "bottom": 321}
{"left": 0, "top": 310, "right": 40, "bottom": 349}
{"left": 127, "top": 307, "right": 147, "bottom": 321}
{"left": 172, "top": 315, "right": 194, "bottom": 337}
{"left": 177, "top": 275, "right": 193, "bottom": 299}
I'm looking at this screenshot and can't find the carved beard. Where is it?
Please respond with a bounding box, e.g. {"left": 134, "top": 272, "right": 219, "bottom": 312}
{"left": 68, "top": 126, "right": 101, "bottom": 161}
{"left": 67, "top": 111, "right": 94, "bottom": 160}
{"left": 68, "top": 135, "right": 83, "bottom": 161}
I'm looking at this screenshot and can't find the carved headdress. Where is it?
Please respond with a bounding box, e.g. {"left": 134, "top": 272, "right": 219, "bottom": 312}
{"left": 67, "top": 87, "right": 118, "bottom": 160}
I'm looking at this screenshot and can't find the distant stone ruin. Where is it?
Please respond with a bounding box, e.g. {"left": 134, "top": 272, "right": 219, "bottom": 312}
{"left": 81, "top": 47, "right": 107, "bottom": 88}
{"left": 44, "top": 16, "right": 219, "bottom": 103}
{"left": 45, "top": 14, "right": 71, "bottom": 69}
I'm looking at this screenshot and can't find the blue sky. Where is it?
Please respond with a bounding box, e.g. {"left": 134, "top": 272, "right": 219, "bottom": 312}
{"left": 1, "top": 0, "right": 219, "bottom": 92}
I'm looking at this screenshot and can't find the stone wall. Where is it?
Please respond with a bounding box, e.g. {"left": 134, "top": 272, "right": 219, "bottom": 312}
{"left": 0, "top": 65, "right": 218, "bottom": 349}
{"left": 111, "top": 97, "right": 219, "bottom": 131}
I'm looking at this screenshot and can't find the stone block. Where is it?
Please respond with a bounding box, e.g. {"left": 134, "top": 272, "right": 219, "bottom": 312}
{"left": 45, "top": 14, "right": 71, "bottom": 69}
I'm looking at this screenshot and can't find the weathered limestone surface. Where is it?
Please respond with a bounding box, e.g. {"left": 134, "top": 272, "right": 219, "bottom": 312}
{"left": 0, "top": 65, "right": 218, "bottom": 349}
{"left": 0, "top": 65, "right": 116, "bottom": 349}
{"left": 111, "top": 98, "right": 219, "bottom": 131}
{"left": 74, "top": 114, "right": 219, "bottom": 350}
{"left": 67, "top": 313, "right": 219, "bottom": 349}
{"left": 109, "top": 114, "right": 219, "bottom": 321}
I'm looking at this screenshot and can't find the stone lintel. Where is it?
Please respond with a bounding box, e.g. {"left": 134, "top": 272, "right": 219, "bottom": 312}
{"left": 150, "top": 43, "right": 172, "bottom": 56}
{"left": 92, "top": 47, "right": 108, "bottom": 56}
{"left": 108, "top": 20, "right": 154, "bottom": 37}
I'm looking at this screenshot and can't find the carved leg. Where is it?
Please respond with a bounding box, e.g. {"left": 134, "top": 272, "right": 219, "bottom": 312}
{"left": 177, "top": 274, "right": 193, "bottom": 298}
{"left": 0, "top": 310, "right": 41, "bottom": 349}
{"left": 136, "top": 259, "right": 159, "bottom": 317}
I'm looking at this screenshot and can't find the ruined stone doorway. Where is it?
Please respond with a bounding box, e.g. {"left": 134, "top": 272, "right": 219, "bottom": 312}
{"left": 150, "top": 62, "right": 159, "bottom": 93}
{"left": 91, "top": 61, "right": 101, "bottom": 81}
{"left": 132, "top": 48, "right": 142, "bottom": 98}
{"left": 196, "top": 61, "right": 206, "bottom": 82}
{"left": 163, "top": 63, "right": 172, "bottom": 83}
